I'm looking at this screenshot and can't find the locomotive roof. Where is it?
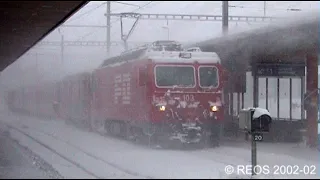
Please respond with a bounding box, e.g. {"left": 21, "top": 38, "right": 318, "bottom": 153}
{"left": 62, "top": 71, "right": 91, "bottom": 81}
{"left": 100, "top": 48, "right": 221, "bottom": 68}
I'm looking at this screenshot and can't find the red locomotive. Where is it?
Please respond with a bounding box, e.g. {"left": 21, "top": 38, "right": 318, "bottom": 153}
{"left": 8, "top": 40, "right": 226, "bottom": 147}
{"left": 90, "top": 41, "right": 226, "bottom": 146}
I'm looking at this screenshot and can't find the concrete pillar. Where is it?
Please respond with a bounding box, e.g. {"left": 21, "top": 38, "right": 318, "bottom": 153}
{"left": 306, "top": 52, "right": 318, "bottom": 148}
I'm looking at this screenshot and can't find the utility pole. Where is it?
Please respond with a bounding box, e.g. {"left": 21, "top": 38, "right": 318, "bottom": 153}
{"left": 222, "top": 1, "right": 229, "bottom": 35}
{"left": 35, "top": 53, "right": 38, "bottom": 77}
{"left": 106, "top": 1, "right": 111, "bottom": 57}
{"left": 57, "top": 28, "right": 64, "bottom": 64}
{"left": 222, "top": 1, "right": 233, "bottom": 123}
{"left": 264, "top": 1, "right": 266, "bottom": 16}
{"left": 264, "top": 1, "right": 267, "bottom": 116}
{"left": 162, "top": 20, "right": 169, "bottom": 40}
{"left": 166, "top": 20, "right": 169, "bottom": 40}
{"left": 61, "top": 34, "right": 64, "bottom": 64}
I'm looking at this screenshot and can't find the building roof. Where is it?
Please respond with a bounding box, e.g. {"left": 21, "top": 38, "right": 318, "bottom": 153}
{"left": 0, "top": 1, "right": 88, "bottom": 72}
{"left": 188, "top": 11, "right": 318, "bottom": 71}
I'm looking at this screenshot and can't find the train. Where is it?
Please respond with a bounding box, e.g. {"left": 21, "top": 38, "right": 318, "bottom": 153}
{"left": 7, "top": 40, "right": 227, "bottom": 148}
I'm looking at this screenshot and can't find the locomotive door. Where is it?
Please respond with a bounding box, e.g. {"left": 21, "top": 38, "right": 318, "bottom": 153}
{"left": 138, "top": 66, "right": 148, "bottom": 105}
{"left": 138, "top": 65, "right": 153, "bottom": 134}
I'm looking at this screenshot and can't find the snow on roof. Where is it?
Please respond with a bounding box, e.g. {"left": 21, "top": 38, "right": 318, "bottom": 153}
{"left": 241, "top": 107, "right": 271, "bottom": 119}
{"left": 252, "top": 107, "right": 271, "bottom": 119}
{"left": 144, "top": 50, "right": 221, "bottom": 64}
{"left": 99, "top": 49, "right": 221, "bottom": 69}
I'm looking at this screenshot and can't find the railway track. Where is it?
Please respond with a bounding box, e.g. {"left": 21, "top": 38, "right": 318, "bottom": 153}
{"left": 2, "top": 116, "right": 248, "bottom": 179}
{"left": 3, "top": 112, "right": 318, "bottom": 179}
{"left": 10, "top": 113, "right": 244, "bottom": 165}
{"left": 4, "top": 122, "right": 152, "bottom": 179}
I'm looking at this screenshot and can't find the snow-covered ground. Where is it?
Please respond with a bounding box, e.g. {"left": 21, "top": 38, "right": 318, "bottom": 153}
{"left": 0, "top": 107, "right": 318, "bottom": 179}
{"left": 0, "top": 127, "right": 62, "bottom": 179}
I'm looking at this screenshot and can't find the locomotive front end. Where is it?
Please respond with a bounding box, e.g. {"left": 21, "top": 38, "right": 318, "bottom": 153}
{"left": 152, "top": 91, "right": 224, "bottom": 146}
{"left": 143, "top": 41, "right": 224, "bottom": 148}
{"left": 151, "top": 61, "right": 224, "bottom": 147}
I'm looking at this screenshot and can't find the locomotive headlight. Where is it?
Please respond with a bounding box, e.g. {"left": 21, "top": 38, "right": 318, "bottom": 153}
{"left": 211, "top": 105, "right": 218, "bottom": 112}
{"left": 159, "top": 105, "right": 166, "bottom": 111}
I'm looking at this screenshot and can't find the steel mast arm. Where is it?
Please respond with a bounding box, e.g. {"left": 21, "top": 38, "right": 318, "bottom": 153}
{"left": 126, "top": 16, "right": 140, "bottom": 40}
{"left": 120, "top": 13, "right": 141, "bottom": 51}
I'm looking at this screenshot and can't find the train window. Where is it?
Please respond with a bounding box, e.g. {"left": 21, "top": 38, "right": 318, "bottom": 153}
{"left": 138, "top": 67, "right": 148, "bottom": 86}
{"left": 155, "top": 66, "right": 195, "bottom": 88}
{"left": 198, "top": 66, "right": 219, "bottom": 88}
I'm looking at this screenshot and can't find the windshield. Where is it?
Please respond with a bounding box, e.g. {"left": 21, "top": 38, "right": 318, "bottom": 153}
{"left": 198, "top": 66, "right": 219, "bottom": 88}
{"left": 155, "top": 66, "right": 195, "bottom": 87}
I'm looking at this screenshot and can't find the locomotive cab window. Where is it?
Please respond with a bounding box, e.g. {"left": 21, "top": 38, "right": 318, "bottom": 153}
{"left": 198, "top": 66, "right": 219, "bottom": 88}
{"left": 155, "top": 65, "right": 195, "bottom": 88}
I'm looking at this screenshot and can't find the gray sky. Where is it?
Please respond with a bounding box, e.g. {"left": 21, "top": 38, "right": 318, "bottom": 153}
{"left": 1, "top": 1, "right": 319, "bottom": 89}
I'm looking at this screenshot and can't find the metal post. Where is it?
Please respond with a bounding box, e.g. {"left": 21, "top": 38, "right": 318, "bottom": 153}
{"left": 237, "top": 92, "right": 240, "bottom": 115}
{"left": 228, "top": 93, "right": 231, "bottom": 115}
{"left": 251, "top": 134, "right": 257, "bottom": 176}
{"left": 277, "top": 78, "right": 280, "bottom": 119}
{"left": 241, "top": 92, "right": 244, "bottom": 109}
{"left": 106, "top": 1, "right": 111, "bottom": 57}
{"left": 251, "top": 110, "right": 257, "bottom": 177}
{"left": 230, "top": 92, "right": 234, "bottom": 118}
{"left": 266, "top": 78, "right": 268, "bottom": 110}
{"left": 301, "top": 76, "right": 305, "bottom": 120}
{"left": 253, "top": 75, "right": 259, "bottom": 107}
{"left": 289, "top": 78, "right": 292, "bottom": 120}
{"left": 222, "top": 1, "right": 229, "bottom": 35}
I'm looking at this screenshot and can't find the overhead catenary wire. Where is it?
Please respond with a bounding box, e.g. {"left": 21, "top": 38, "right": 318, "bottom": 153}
{"left": 113, "top": 1, "right": 141, "bottom": 8}
{"left": 74, "top": 1, "right": 155, "bottom": 41}
{"left": 228, "top": 3, "right": 304, "bottom": 12}
{"left": 66, "top": 1, "right": 143, "bottom": 25}
{"left": 228, "top": 1, "right": 305, "bottom": 27}
{"left": 108, "top": 1, "right": 154, "bottom": 30}
{"left": 67, "top": 2, "right": 107, "bottom": 24}
{"left": 47, "top": 2, "right": 307, "bottom": 46}
{"left": 108, "top": 1, "right": 154, "bottom": 27}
